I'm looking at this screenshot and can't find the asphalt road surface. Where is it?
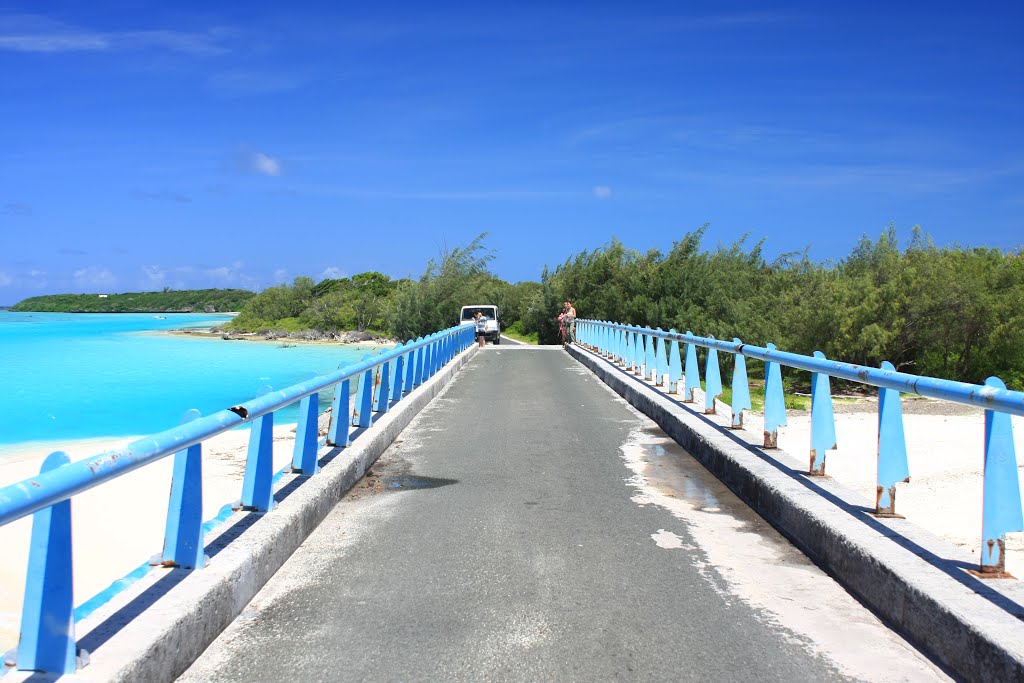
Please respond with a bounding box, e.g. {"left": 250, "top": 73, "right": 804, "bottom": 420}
{"left": 181, "top": 347, "right": 948, "bottom": 682}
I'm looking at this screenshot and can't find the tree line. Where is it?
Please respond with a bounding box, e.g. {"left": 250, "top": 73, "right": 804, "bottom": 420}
{"left": 11, "top": 288, "right": 255, "bottom": 313}
{"left": 227, "top": 227, "right": 1023, "bottom": 386}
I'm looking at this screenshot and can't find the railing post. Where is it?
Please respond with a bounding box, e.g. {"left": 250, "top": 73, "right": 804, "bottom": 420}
{"left": 353, "top": 359, "right": 376, "bottom": 428}
{"left": 980, "top": 376, "right": 1024, "bottom": 575}
{"left": 327, "top": 378, "right": 351, "bottom": 447}
{"left": 391, "top": 344, "right": 406, "bottom": 403}
{"left": 161, "top": 409, "right": 206, "bottom": 568}
{"left": 876, "top": 361, "right": 909, "bottom": 516}
{"left": 374, "top": 358, "right": 391, "bottom": 413}
{"left": 619, "top": 329, "right": 628, "bottom": 366}
{"left": 624, "top": 330, "right": 634, "bottom": 370}
{"left": 730, "top": 338, "right": 752, "bottom": 428}
{"left": 656, "top": 331, "right": 669, "bottom": 387}
{"left": 413, "top": 337, "right": 425, "bottom": 387}
{"left": 16, "top": 451, "right": 81, "bottom": 674}
{"left": 420, "top": 336, "right": 432, "bottom": 383}
{"left": 809, "top": 351, "right": 837, "bottom": 476}
{"left": 632, "top": 331, "right": 642, "bottom": 375}
{"left": 240, "top": 390, "right": 275, "bottom": 512}
{"left": 668, "top": 330, "right": 682, "bottom": 394}
{"left": 291, "top": 393, "right": 321, "bottom": 475}
{"left": 684, "top": 333, "right": 700, "bottom": 402}
{"left": 405, "top": 340, "right": 418, "bottom": 392}
{"left": 704, "top": 340, "right": 722, "bottom": 414}
{"left": 763, "top": 343, "right": 787, "bottom": 448}
{"left": 644, "top": 329, "right": 657, "bottom": 382}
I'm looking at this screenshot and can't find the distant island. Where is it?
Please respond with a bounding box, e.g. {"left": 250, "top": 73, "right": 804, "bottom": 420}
{"left": 10, "top": 289, "right": 255, "bottom": 313}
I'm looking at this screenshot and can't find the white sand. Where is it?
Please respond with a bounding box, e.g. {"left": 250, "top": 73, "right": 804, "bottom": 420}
{"left": 0, "top": 426, "right": 298, "bottom": 650}
{"left": 742, "top": 407, "right": 1024, "bottom": 577}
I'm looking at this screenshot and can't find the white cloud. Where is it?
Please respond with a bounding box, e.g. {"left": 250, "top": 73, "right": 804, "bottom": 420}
{"left": 273, "top": 268, "right": 288, "bottom": 283}
{"left": 0, "top": 15, "right": 230, "bottom": 56}
{"left": 593, "top": 185, "right": 613, "bottom": 199}
{"left": 203, "top": 261, "right": 257, "bottom": 290}
{"left": 237, "top": 147, "right": 282, "bottom": 176}
{"left": 252, "top": 152, "right": 281, "bottom": 176}
{"left": 73, "top": 266, "right": 116, "bottom": 289}
{"left": 320, "top": 266, "right": 346, "bottom": 279}
{"left": 140, "top": 265, "right": 167, "bottom": 288}
{"left": 0, "top": 270, "right": 12, "bottom": 287}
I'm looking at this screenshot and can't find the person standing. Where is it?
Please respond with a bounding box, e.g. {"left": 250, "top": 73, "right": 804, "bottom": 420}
{"left": 474, "top": 311, "right": 487, "bottom": 348}
{"left": 563, "top": 301, "right": 577, "bottom": 345}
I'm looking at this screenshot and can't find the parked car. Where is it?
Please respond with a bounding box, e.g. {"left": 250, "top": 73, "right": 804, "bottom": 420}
{"left": 460, "top": 305, "right": 500, "bottom": 344}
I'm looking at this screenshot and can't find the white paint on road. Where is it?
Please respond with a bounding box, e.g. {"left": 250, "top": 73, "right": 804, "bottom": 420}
{"left": 620, "top": 426, "right": 950, "bottom": 682}
{"left": 650, "top": 528, "right": 686, "bottom": 549}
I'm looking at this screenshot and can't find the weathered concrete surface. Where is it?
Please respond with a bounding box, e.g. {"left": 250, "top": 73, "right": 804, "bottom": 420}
{"left": 569, "top": 343, "right": 1024, "bottom": 682}
{"left": 181, "top": 347, "right": 947, "bottom": 682}
{"left": 3, "top": 346, "right": 477, "bottom": 683}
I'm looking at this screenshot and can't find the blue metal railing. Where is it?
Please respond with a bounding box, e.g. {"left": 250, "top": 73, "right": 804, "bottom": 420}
{"left": 576, "top": 319, "right": 1024, "bottom": 576}
{"left": 0, "top": 324, "right": 475, "bottom": 675}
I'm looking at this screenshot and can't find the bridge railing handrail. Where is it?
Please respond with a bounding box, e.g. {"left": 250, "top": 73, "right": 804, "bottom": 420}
{"left": 0, "top": 322, "right": 475, "bottom": 674}
{"left": 576, "top": 318, "right": 1023, "bottom": 577}
{"left": 582, "top": 320, "right": 1024, "bottom": 417}
{"left": 0, "top": 326, "right": 470, "bottom": 527}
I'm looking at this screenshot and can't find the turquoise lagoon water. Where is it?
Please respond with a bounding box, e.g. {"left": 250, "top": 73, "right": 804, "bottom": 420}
{"left": 0, "top": 312, "right": 379, "bottom": 452}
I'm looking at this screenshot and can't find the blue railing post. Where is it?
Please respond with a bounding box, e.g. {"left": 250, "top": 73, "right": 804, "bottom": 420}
{"left": 632, "top": 330, "right": 642, "bottom": 375}
{"left": 624, "top": 330, "right": 634, "bottom": 370}
{"left": 405, "top": 339, "right": 419, "bottom": 392}
{"left": 327, "top": 378, "right": 351, "bottom": 447}
{"left": 654, "top": 329, "right": 667, "bottom": 386}
{"left": 161, "top": 409, "right": 206, "bottom": 568}
{"left": 876, "top": 361, "right": 910, "bottom": 516}
{"left": 16, "top": 451, "right": 79, "bottom": 674}
{"left": 644, "top": 330, "right": 657, "bottom": 382}
{"left": 620, "top": 329, "right": 628, "bottom": 366}
{"left": 240, "top": 390, "right": 275, "bottom": 512}
{"left": 763, "top": 343, "right": 787, "bottom": 448}
{"left": 374, "top": 358, "right": 391, "bottom": 413}
{"left": 391, "top": 344, "right": 406, "bottom": 403}
{"left": 730, "top": 338, "right": 752, "bottom": 428}
{"left": 980, "top": 376, "right": 1024, "bottom": 574}
{"left": 809, "top": 351, "right": 837, "bottom": 476}
{"left": 352, "top": 358, "right": 376, "bottom": 428}
{"left": 684, "top": 333, "right": 700, "bottom": 403}
{"left": 668, "top": 331, "right": 682, "bottom": 394}
{"left": 704, "top": 339, "right": 722, "bottom": 414}
{"left": 292, "top": 393, "right": 321, "bottom": 475}
{"left": 420, "top": 336, "right": 432, "bottom": 383}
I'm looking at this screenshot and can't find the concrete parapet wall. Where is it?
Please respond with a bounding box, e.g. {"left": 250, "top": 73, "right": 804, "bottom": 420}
{"left": 5, "top": 346, "right": 477, "bottom": 683}
{"left": 569, "top": 343, "right": 1024, "bottom": 683}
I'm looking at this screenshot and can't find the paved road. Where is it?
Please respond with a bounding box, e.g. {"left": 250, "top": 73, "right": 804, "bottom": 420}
{"left": 181, "top": 347, "right": 947, "bottom": 682}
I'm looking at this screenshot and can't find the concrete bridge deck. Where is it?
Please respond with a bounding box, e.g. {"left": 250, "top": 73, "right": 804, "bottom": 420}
{"left": 180, "top": 347, "right": 947, "bottom": 681}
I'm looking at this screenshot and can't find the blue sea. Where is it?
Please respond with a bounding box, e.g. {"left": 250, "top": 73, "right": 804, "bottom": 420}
{"left": 0, "top": 312, "right": 381, "bottom": 453}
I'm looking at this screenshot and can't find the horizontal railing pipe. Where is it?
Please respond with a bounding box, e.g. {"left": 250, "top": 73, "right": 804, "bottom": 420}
{"left": 0, "top": 327, "right": 469, "bottom": 528}
{"left": 585, "top": 321, "right": 1024, "bottom": 418}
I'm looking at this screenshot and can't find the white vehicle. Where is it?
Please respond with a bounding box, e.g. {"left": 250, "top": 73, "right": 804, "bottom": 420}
{"left": 460, "top": 304, "right": 501, "bottom": 344}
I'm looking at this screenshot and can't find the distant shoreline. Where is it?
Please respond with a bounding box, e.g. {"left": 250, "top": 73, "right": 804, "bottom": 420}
{"left": 163, "top": 326, "right": 398, "bottom": 350}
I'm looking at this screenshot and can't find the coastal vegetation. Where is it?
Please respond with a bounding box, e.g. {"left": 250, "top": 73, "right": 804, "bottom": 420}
{"left": 11, "top": 289, "right": 255, "bottom": 313}
{"left": 535, "top": 225, "right": 1024, "bottom": 386}
{"left": 223, "top": 226, "right": 1022, "bottom": 386}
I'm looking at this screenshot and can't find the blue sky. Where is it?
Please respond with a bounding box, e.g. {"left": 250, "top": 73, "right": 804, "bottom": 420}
{"left": 1, "top": 1, "right": 1022, "bottom": 303}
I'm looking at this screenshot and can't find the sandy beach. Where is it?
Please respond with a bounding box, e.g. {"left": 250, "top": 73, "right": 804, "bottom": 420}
{"left": 2, "top": 393, "right": 1023, "bottom": 653}
{"left": 0, "top": 425, "right": 300, "bottom": 651}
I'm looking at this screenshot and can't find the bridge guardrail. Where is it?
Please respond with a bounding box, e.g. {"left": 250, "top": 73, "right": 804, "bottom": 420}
{"left": 576, "top": 318, "right": 1023, "bottom": 577}
{"left": 0, "top": 323, "right": 475, "bottom": 675}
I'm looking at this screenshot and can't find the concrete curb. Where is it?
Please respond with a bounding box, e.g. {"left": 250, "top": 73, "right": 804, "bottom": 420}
{"left": 569, "top": 343, "right": 1024, "bottom": 683}
{"left": 7, "top": 346, "right": 478, "bottom": 683}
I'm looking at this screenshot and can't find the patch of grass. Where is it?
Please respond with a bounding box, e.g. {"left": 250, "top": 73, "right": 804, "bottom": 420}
{"left": 704, "top": 382, "right": 810, "bottom": 411}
